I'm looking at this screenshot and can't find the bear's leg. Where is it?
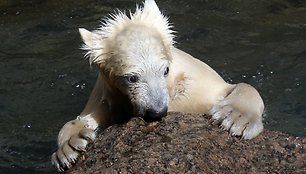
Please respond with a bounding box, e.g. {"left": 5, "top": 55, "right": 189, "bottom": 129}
{"left": 51, "top": 73, "right": 112, "bottom": 171}
{"left": 209, "top": 83, "right": 264, "bottom": 139}
{"left": 51, "top": 114, "right": 98, "bottom": 171}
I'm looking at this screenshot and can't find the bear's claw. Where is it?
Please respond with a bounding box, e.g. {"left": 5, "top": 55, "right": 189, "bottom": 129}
{"left": 210, "top": 83, "right": 264, "bottom": 140}
{"left": 51, "top": 129, "right": 96, "bottom": 171}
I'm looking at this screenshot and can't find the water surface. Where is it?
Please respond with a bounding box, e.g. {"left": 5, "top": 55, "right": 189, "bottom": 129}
{"left": 0, "top": 0, "right": 305, "bottom": 173}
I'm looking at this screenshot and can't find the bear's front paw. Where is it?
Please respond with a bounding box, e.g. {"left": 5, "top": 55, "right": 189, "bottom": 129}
{"left": 210, "top": 103, "right": 263, "bottom": 139}
{"left": 209, "top": 83, "right": 264, "bottom": 139}
{"left": 51, "top": 128, "right": 95, "bottom": 171}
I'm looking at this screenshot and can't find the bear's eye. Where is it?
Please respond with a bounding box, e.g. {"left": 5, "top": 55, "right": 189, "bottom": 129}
{"left": 164, "top": 66, "right": 169, "bottom": 77}
{"left": 126, "top": 75, "right": 138, "bottom": 83}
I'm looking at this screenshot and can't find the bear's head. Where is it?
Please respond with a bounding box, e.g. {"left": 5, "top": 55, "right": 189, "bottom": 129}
{"left": 79, "top": 0, "right": 175, "bottom": 119}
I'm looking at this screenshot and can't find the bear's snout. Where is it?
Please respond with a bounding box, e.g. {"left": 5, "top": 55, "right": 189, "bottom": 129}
{"left": 145, "top": 106, "right": 168, "bottom": 118}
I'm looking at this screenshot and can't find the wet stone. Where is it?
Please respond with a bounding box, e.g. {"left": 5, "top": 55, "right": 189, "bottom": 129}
{"left": 67, "top": 113, "right": 306, "bottom": 174}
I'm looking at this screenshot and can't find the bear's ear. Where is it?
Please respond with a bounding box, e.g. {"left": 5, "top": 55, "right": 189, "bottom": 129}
{"left": 79, "top": 28, "right": 93, "bottom": 47}
{"left": 79, "top": 28, "right": 106, "bottom": 65}
{"left": 143, "top": 0, "right": 160, "bottom": 14}
{"left": 140, "top": 0, "right": 175, "bottom": 49}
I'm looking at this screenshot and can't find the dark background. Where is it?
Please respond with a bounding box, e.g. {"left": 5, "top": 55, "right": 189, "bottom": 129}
{"left": 0, "top": 0, "right": 305, "bottom": 173}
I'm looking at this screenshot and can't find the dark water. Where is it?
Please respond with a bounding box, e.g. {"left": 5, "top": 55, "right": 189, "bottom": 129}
{"left": 0, "top": 0, "right": 305, "bottom": 173}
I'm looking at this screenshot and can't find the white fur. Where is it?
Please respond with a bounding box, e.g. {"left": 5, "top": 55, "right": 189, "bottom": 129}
{"left": 81, "top": 0, "right": 174, "bottom": 65}
{"left": 52, "top": 0, "right": 265, "bottom": 171}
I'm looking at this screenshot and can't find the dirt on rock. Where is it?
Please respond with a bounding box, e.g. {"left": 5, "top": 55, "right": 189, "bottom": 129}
{"left": 67, "top": 112, "right": 306, "bottom": 174}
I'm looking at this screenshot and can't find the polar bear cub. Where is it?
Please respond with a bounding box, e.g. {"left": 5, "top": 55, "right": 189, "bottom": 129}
{"left": 51, "top": 0, "right": 264, "bottom": 171}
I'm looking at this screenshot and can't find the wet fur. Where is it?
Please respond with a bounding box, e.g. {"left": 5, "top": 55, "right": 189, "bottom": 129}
{"left": 52, "top": 0, "right": 264, "bottom": 171}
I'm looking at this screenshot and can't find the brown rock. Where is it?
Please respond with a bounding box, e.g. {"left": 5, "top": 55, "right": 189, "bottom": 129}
{"left": 67, "top": 112, "right": 306, "bottom": 174}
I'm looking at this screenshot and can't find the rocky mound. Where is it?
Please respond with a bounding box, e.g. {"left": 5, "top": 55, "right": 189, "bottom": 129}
{"left": 67, "top": 112, "right": 306, "bottom": 174}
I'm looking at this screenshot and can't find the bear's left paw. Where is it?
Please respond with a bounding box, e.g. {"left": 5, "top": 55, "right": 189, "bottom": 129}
{"left": 51, "top": 127, "right": 96, "bottom": 171}
{"left": 210, "top": 100, "right": 263, "bottom": 140}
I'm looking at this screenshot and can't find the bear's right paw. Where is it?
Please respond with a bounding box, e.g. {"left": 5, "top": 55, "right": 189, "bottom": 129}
{"left": 210, "top": 103, "right": 263, "bottom": 139}
{"left": 51, "top": 128, "right": 95, "bottom": 172}
{"left": 209, "top": 83, "right": 264, "bottom": 139}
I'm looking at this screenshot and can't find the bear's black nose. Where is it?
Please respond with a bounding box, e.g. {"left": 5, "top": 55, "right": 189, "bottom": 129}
{"left": 146, "top": 106, "right": 168, "bottom": 118}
